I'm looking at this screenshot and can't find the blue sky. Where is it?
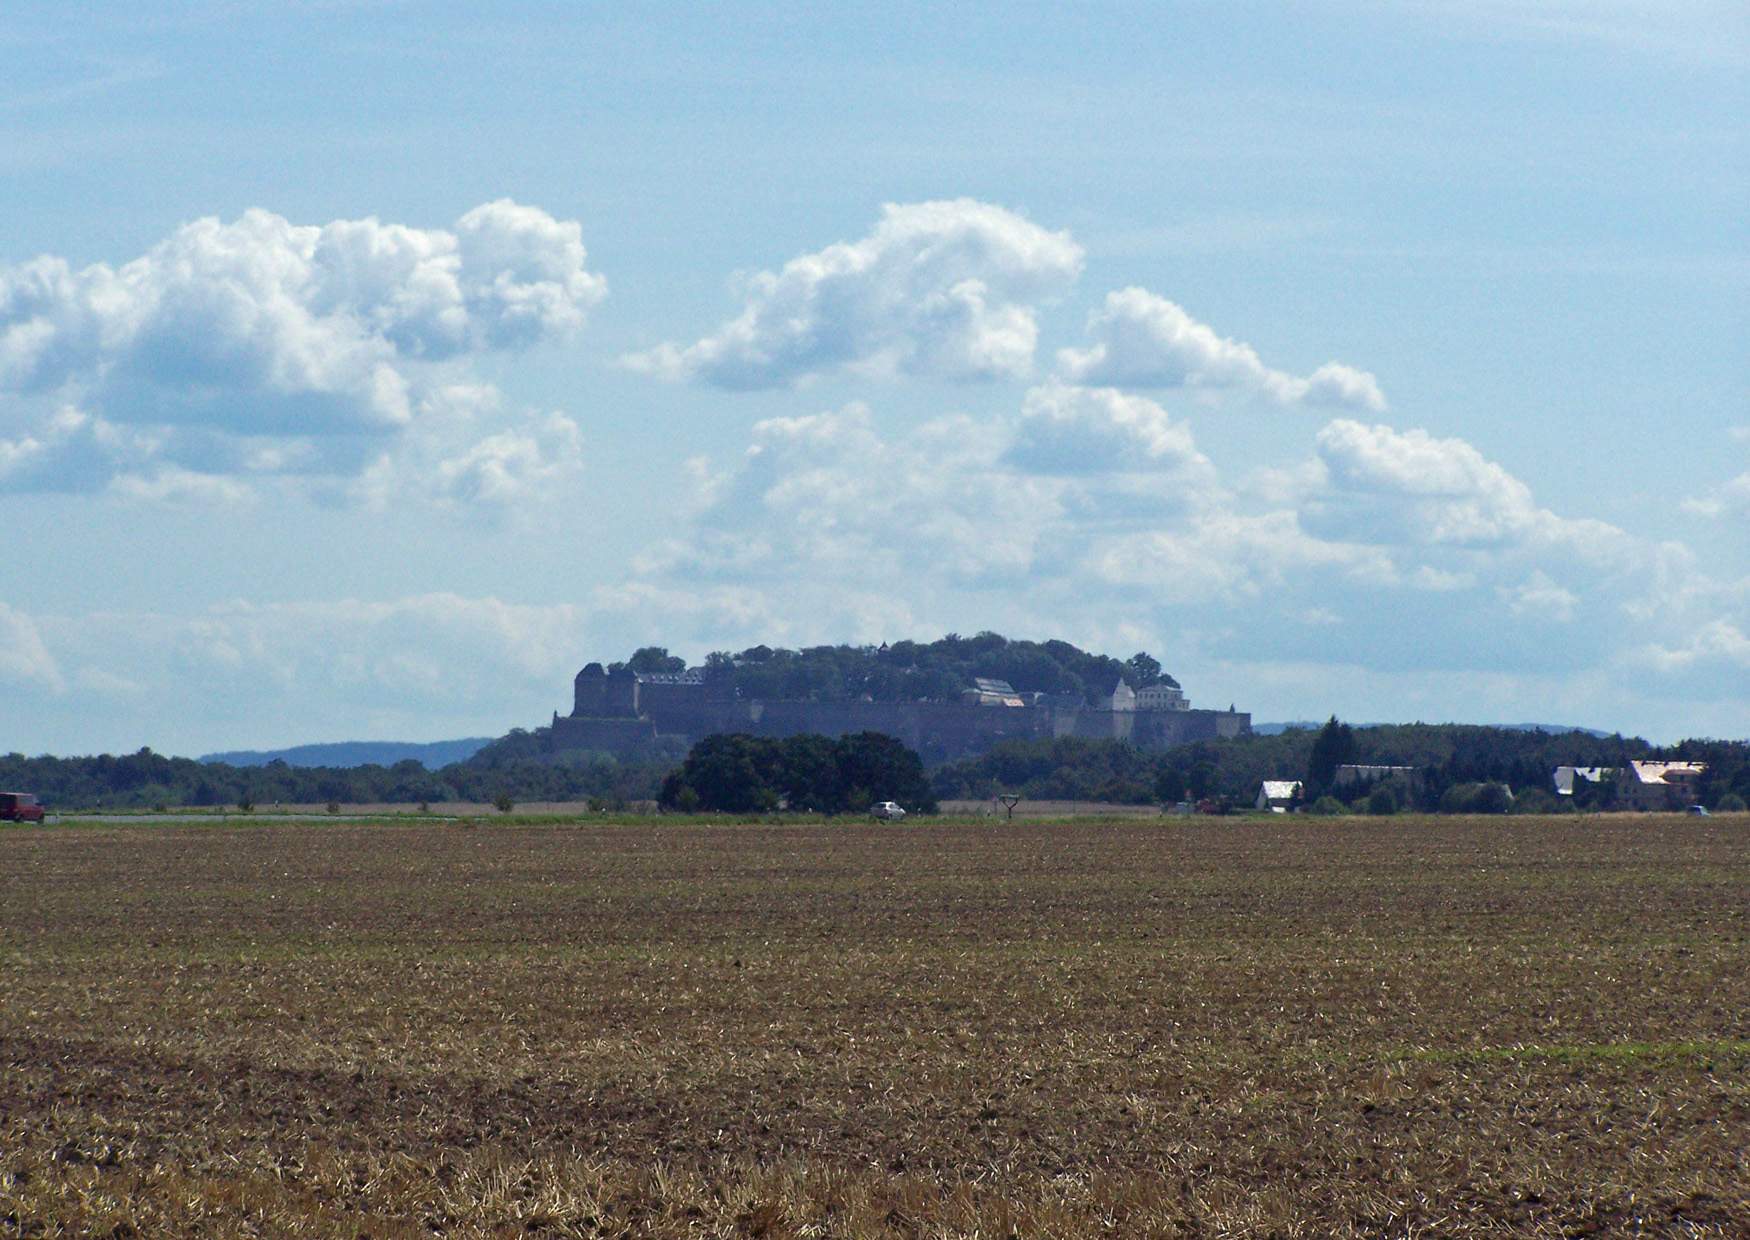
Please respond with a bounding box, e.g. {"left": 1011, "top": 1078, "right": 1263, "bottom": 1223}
{"left": 2, "top": 1, "right": 1745, "bottom": 755}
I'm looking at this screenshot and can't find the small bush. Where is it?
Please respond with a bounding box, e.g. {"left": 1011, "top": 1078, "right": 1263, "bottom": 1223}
{"left": 1474, "top": 783, "right": 1514, "bottom": 814}
{"left": 1366, "top": 786, "right": 1399, "bottom": 816}
{"left": 669, "top": 786, "right": 701, "bottom": 813}
{"left": 494, "top": 793, "right": 515, "bottom": 814}
{"left": 326, "top": 800, "right": 340, "bottom": 815}
{"left": 1441, "top": 782, "right": 1514, "bottom": 814}
{"left": 1308, "top": 795, "right": 1346, "bottom": 816}
{"left": 1716, "top": 792, "right": 1748, "bottom": 812}
{"left": 1511, "top": 787, "right": 1563, "bottom": 815}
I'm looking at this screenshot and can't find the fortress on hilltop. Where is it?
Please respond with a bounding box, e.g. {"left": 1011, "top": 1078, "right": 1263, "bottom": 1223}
{"left": 546, "top": 655, "right": 1249, "bottom": 765}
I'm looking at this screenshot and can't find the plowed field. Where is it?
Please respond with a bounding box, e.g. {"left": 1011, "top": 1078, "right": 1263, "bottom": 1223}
{"left": 3, "top": 815, "right": 1747, "bottom": 1236}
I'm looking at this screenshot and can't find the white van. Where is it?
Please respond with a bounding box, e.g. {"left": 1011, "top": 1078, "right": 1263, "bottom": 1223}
{"left": 871, "top": 801, "right": 906, "bottom": 822}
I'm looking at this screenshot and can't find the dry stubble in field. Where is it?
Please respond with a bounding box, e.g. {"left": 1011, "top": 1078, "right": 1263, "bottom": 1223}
{"left": 2, "top": 814, "right": 1747, "bottom": 1237}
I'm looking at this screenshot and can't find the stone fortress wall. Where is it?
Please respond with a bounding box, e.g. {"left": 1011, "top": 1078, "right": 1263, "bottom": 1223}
{"left": 551, "top": 663, "right": 1249, "bottom": 764}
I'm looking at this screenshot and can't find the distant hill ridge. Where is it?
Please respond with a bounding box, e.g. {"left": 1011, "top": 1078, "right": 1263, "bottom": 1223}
{"left": 200, "top": 738, "right": 494, "bottom": 769}
{"left": 205, "top": 724, "right": 1615, "bottom": 768}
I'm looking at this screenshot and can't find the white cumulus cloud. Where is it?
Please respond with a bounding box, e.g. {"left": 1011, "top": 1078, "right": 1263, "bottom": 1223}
{"left": 1307, "top": 419, "right": 1626, "bottom": 552}
{"left": 1500, "top": 571, "right": 1580, "bottom": 622}
{"left": 625, "top": 199, "right": 1083, "bottom": 388}
{"left": 0, "top": 405, "right": 153, "bottom": 492}
{"left": 1635, "top": 620, "right": 1750, "bottom": 688}
{"left": 433, "top": 411, "right": 584, "bottom": 507}
{"left": 1087, "top": 510, "right": 1398, "bottom": 605}
{"left": 646, "top": 402, "right": 1062, "bottom": 584}
{"left": 1007, "top": 382, "right": 1214, "bottom": 481}
{"left": 1057, "top": 287, "right": 1386, "bottom": 412}
{"left": 60, "top": 594, "right": 588, "bottom": 713}
{"left": 453, "top": 200, "right": 607, "bottom": 348}
{"left": 0, "top": 601, "right": 63, "bottom": 693}
{"left": 1685, "top": 431, "right": 1750, "bottom": 518}
{"left": 623, "top": 394, "right": 1735, "bottom": 691}
{"left": 0, "top": 201, "right": 604, "bottom": 497}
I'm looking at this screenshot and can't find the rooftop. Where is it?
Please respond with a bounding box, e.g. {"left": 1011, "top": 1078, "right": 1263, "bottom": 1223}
{"left": 1625, "top": 760, "right": 1706, "bottom": 785}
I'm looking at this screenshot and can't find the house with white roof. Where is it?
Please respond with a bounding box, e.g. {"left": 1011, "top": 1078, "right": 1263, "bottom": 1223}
{"left": 1616, "top": 761, "right": 1706, "bottom": 811}
{"left": 1256, "top": 780, "right": 1303, "bottom": 812}
{"left": 1333, "top": 764, "right": 1417, "bottom": 789}
{"left": 961, "top": 677, "right": 1027, "bottom": 708}
{"left": 1552, "top": 766, "right": 1612, "bottom": 796}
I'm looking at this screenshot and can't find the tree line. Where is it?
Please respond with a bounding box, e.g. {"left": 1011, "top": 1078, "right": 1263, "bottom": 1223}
{"left": 0, "top": 747, "right": 671, "bottom": 811}
{"left": 0, "top": 731, "right": 936, "bottom": 815}
{"left": 931, "top": 721, "right": 1750, "bottom": 813}
{"left": 10, "top": 721, "right": 1749, "bottom": 814}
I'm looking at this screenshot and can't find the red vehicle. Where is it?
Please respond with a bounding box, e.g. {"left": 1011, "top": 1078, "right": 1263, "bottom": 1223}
{"left": 0, "top": 792, "right": 46, "bottom": 823}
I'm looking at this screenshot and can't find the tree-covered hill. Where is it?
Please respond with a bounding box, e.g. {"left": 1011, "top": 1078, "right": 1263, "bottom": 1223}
{"left": 612, "top": 632, "right": 1176, "bottom": 707}
{"left": 201, "top": 738, "right": 494, "bottom": 768}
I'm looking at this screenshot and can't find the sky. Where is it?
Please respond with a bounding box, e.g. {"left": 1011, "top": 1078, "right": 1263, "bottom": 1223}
{"left": 2, "top": 0, "right": 1746, "bottom": 756}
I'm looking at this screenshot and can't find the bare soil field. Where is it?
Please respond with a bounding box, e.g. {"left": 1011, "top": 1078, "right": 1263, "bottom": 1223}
{"left": 64, "top": 801, "right": 659, "bottom": 820}
{"left": 937, "top": 799, "right": 1165, "bottom": 818}
{"left": 3, "top": 814, "right": 1747, "bottom": 1237}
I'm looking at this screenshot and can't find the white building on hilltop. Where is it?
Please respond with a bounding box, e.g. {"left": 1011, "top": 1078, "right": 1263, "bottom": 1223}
{"left": 962, "top": 677, "right": 1026, "bottom": 708}
{"left": 1135, "top": 682, "right": 1188, "bottom": 711}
